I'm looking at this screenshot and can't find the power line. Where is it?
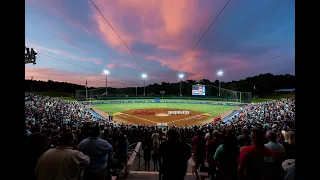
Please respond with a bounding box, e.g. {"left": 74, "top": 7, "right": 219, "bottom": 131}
{"left": 176, "top": 0, "right": 231, "bottom": 71}
{"left": 89, "top": 0, "right": 158, "bottom": 84}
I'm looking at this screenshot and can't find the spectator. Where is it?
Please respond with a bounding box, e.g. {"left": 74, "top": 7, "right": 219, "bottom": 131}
{"left": 159, "top": 129, "right": 191, "bottom": 180}
{"left": 280, "top": 131, "right": 296, "bottom": 159}
{"left": 116, "top": 134, "right": 129, "bottom": 165}
{"left": 238, "top": 128, "right": 280, "bottom": 180}
{"left": 152, "top": 143, "right": 160, "bottom": 171}
{"left": 192, "top": 130, "right": 207, "bottom": 178}
{"left": 151, "top": 130, "right": 160, "bottom": 149}
{"left": 282, "top": 159, "right": 295, "bottom": 180}
{"left": 77, "top": 125, "right": 113, "bottom": 180}
{"left": 237, "top": 126, "right": 252, "bottom": 147}
{"left": 207, "top": 130, "right": 221, "bottom": 180}
{"left": 205, "top": 128, "right": 213, "bottom": 140}
{"left": 265, "top": 130, "right": 286, "bottom": 162}
{"left": 143, "top": 140, "right": 152, "bottom": 171}
{"left": 213, "top": 129, "right": 239, "bottom": 180}
{"left": 35, "top": 132, "right": 90, "bottom": 180}
{"left": 26, "top": 132, "right": 48, "bottom": 180}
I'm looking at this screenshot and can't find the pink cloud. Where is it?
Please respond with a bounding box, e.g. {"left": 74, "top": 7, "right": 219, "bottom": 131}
{"left": 27, "top": 0, "right": 254, "bottom": 82}
{"left": 88, "top": 0, "right": 226, "bottom": 80}
{"left": 107, "top": 64, "right": 116, "bottom": 69}
{"left": 25, "top": 67, "right": 133, "bottom": 87}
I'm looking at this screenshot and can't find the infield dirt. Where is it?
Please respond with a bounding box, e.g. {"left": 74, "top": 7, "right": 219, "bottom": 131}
{"left": 113, "top": 108, "right": 212, "bottom": 126}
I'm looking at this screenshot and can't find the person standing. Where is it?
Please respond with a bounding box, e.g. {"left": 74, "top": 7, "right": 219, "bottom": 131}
{"left": 265, "top": 130, "right": 286, "bottom": 162}
{"left": 238, "top": 128, "right": 280, "bottom": 180}
{"left": 192, "top": 130, "right": 207, "bottom": 178}
{"left": 35, "top": 132, "right": 90, "bottom": 180}
{"left": 159, "top": 129, "right": 191, "bottom": 180}
{"left": 151, "top": 130, "right": 160, "bottom": 149}
{"left": 78, "top": 125, "right": 113, "bottom": 180}
{"left": 213, "top": 129, "right": 239, "bottom": 180}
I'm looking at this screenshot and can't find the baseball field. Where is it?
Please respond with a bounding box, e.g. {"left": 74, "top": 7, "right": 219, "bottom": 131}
{"left": 88, "top": 100, "right": 240, "bottom": 126}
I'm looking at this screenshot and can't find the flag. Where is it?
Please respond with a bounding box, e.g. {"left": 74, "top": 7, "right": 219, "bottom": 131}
{"left": 254, "top": 85, "right": 256, "bottom": 90}
{"left": 85, "top": 80, "right": 87, "bottom": 87}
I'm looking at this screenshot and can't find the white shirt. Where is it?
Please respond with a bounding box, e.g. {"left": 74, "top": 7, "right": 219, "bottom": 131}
{"left": 205, "top": 133, "right": 211, "bottom": 140}
{"left": 35, "top": 146, "right": 90, "bottom": 180}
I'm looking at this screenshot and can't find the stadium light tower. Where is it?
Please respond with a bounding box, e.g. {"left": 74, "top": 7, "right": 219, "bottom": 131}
{"left": 104, "top": 70, "right": 109, "bottom": 95}
{"left": 217, "top": 70, "right": 224, "bottom": 96}
{"left": 142, "top": 73, "right": 147, "bottom": 95}
{"left": 178, "top": 73, "right": 184, "bottom": 96}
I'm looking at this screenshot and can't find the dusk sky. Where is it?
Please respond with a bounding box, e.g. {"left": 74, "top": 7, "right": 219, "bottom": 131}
{"left": 25, "top": 0, "right": 295, "bottom": 88}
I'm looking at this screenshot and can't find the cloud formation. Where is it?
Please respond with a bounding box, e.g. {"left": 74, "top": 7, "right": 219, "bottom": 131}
{"left": 26, "top": 0, "right": 295, "bottom": 87}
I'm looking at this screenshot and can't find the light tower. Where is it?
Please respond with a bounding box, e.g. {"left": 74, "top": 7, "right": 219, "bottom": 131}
{"left": 142, "top": 73, "right": 147, "bottom": 95}
{"left": 104, "top": 70, "right": 109, "bottom": 95}
{"left": 178, "top": 73, "right": 184, "bottom": 96}
{"left": 217, "top": 70, "right": 223, "bottom": 96}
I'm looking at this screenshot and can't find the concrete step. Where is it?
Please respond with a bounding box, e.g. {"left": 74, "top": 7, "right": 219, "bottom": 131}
{"left": 120, "top": 171, "right": 195, "bottom": 180}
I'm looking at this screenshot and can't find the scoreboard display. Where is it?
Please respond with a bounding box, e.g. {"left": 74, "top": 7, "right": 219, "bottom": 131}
{"left": 192, "top": 85, "right": 206, "bottom": 95}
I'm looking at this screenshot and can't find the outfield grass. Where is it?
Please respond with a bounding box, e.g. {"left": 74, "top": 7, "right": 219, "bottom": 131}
{"left": 91, "top": 103, "right": 237, "bottom": 117}
{"left": 252, "top": 94, "right": 295, "bottom": 103}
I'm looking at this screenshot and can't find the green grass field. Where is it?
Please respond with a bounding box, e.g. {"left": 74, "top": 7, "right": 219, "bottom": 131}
{"left": 90, "top": 103, "right": 237, "bottom": 117}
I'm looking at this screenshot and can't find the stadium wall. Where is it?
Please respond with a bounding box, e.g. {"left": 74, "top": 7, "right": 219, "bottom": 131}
{"left": 81, "top": 100, "right": 248, "bottom": 106}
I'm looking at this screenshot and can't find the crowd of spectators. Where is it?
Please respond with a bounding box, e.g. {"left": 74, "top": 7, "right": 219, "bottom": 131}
{"left": 24, "top": 93, "right": 295, "bottom": 180}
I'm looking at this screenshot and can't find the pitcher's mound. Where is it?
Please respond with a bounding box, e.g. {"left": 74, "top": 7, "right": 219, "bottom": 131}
{"left": 155, "top": 113, "right": 169, "bottom": 117}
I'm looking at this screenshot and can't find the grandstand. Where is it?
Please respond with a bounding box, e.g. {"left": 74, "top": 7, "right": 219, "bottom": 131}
{"left": 25, "top": 92, "right": 295, "bottom": 180}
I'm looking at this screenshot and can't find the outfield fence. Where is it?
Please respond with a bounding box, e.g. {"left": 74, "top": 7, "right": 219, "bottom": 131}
{"left": 76, "top": 86, "right": 252, "bottom": 103}
{"left": 81, "top": 100, "right": 248, "bottom": 106}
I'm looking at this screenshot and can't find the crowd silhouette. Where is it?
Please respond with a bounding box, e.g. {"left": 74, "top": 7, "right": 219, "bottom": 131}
{"left": 25, "top": 93, "right": 295, "bottom": 180}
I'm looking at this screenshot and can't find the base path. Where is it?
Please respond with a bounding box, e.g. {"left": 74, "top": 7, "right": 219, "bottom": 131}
{"left": 114, "top": 108, "right": 212, "bottom": 126}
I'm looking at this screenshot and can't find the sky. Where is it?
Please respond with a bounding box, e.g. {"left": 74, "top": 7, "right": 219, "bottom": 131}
{"left": 25, "top": 0, "right": 295, "bottom": 88}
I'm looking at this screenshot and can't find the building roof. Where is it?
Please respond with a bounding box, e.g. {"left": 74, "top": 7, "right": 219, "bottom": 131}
{"left": 274, "top": 88, "right": 295, "bottom": 92}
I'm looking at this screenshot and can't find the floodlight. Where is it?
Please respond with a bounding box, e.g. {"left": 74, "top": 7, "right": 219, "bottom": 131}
{"left": 178, "top": 74, "right": 184, "bottom": 79}
{"left": 142, "top": 73, "right": 147, "bottom": 79}
{"left": 217, "top": 70, "right": 223, "bottom": 77}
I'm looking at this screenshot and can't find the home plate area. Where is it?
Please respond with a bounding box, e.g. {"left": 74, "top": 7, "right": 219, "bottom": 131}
{"left": 113, "top": 108, "right": 211, "bottom": 126}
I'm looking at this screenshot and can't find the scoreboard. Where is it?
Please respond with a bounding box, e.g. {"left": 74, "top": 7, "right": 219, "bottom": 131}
{"left": 192, "top": 85, "right": 206, "bottom": 95}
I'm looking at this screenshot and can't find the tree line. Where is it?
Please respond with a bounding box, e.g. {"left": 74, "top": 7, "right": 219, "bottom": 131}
{"left": 25, "top": 73, "right": 294, "bottom": 97}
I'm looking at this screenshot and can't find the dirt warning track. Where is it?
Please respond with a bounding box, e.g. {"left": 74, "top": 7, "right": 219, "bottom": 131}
{"left": 113, "top": 108, "right": 211, "bottom": 126}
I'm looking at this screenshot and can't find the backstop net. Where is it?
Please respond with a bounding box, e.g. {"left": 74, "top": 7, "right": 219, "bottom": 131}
{"left": 206, "top": 86, "right": 252, "bottom": 103}
{"left": 76, "top": 88, "right": 105, "bottom": 101}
